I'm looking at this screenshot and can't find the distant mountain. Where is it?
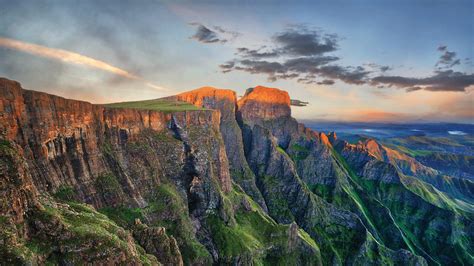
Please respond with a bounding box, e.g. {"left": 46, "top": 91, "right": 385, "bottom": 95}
{"left": 1, "top": 77, "right": 472, "bottom": 265}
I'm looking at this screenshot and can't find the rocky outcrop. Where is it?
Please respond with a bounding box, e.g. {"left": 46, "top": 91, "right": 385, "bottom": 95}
{"left": 170, "top": 86, "right": 268, "bottom": 211}
{"left": 132, "top": 223, "right": 183, "bottom": 266}
{"left": 237, "top": 86, "right": 291, "bottom": 121}
{"left": 0, "top": 139, "right": 159, "bottom": 265}
{"left": 174, "top": 86, "right": 237, "bottom": 121}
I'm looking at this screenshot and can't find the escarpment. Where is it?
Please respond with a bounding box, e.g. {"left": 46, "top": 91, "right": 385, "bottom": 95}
{"left": 0, "top": 78, "right": 230, "bottom": 206}
{"left": 1, "top": 78, "right": 472, "bottom": 265}
{"left": 171, "top": 86, "right": 268, "bottom": 212}
{"left": 0, "top": 79, "right": 318, "bottom": 264}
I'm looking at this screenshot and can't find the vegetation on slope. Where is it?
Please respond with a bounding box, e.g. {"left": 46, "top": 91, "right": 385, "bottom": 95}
{"left": 330, "top": 147, "right": 473, "bottom": 265}
{"left": 208, "top": 185, "right": 321, "bottom": 265}
{"left": 104, "top": 98, "right": 203, "bottom": 112}
{"left": 0, "top": 146, "right": 157, "bottom": 264}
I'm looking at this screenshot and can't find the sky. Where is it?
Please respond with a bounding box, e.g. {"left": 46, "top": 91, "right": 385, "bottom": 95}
{"left": 0, "top": 0, "right": 473, "bottom": 123}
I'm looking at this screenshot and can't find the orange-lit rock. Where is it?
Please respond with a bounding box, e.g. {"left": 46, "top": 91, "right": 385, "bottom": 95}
{"left": 237, "top": 86, "right": 291, "bottom": 120}
{"left": 173, "top": 86, "right": 237, "bottom": 121}
{"left": 0, "top": 78, "right": 231, "bottom": 204}
{"left": 364, "top": 139, "right": 384, "bottom": 160}
{"left": 319, "top": 132, "right": 332, "bottom": 147}
{"left": 175, "top": 86, "right": 236, "bottom": 106}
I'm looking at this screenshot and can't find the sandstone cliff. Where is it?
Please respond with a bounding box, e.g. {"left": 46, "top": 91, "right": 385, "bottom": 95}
{"left": 0, "top": 79, "right": 319, "bottom": 264}
{"left": 1, "top": 78, "right": 472, "bottom": 265}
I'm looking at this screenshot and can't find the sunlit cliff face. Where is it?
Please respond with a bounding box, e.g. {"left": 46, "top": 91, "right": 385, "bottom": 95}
{"left": 237, "top": 86, "right": 292, "bottom": 120}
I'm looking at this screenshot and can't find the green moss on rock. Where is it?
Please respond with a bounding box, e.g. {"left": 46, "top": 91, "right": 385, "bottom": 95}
{"left": 208, "top": 188, "right": 321, "bottom": 264}
{"left": 145, "top": 183, "right": 211, "bottom": 264}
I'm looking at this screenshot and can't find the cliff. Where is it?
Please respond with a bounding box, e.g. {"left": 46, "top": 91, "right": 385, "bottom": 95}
{"left": 1, "top": 78, "right": 472, "bottom": 265}
{"left": 0, "top": 79, "right": 319, "bottom": 264}
{"left": 237, "top": 86, "right": 291, "bottom": 121}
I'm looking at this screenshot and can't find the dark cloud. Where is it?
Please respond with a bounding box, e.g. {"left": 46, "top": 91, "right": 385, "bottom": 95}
{"left": 273, "top": 26, "right": 338, "bottom": 56}
{"left": 370, "top": 46, "right": 472, "bottom": 92}
{"left": 436, "top": 45, "right": 461, "bottom": 68}
{"left": 290, "top": 99, "right": 309, "bottom": 106}
{"left": 235, "top": 25, "right": 339, "bottom": 58}
{"left": 189, "top": 23, "right": 239, "bottom": 44}
{"left": 236, "top": 60, "right": 286, "bottom": 79}
{"left": 364, "top": 63, "right": 392, "bottom": 73}
{"left": 222, "top": 58, "right": 370, "bottom": 85}
{"left": 372, "top": 70, "right": 474, "bottom": 92}
{"left": 284, "top": 56, "right": 339, "bottom": 72}
{"left": 315, "top": 65, "right": 369, "bottom": 85}
{"left": 380, "top": 66, "right": 391, "bottom": 72}
{"left": 317, "top": 79, "right": 335, "bottom": 85}
{"left": 236, "top": 47, "right": 278, "bottom": 58}
{"left": 213, "top": 26, "right": 240, "bottom": 39}
{"left": 190, "top": 23, "right": 222, "bottom": 43}
{"left": 218, "top": 26, "right": 471, "bottom": 92}
{"left": 269, "top": 73, "right": 300, "bottom": 82}
{"left": 219, "top": 25, "right": 371, "bottom": 85}
{"left": 219, "top": 61, "right": 235, "bottom": 73}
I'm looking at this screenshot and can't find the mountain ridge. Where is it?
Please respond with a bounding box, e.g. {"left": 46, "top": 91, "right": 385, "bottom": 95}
{"left": 1, "top": 77, "right": 472, "bottom": 265}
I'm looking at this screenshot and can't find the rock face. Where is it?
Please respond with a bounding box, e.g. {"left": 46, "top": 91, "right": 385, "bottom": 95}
{"left": 238, "top": 86, "right": 291, "bottom": 121}
{"left": 235, "top": 89, "right": 428, "bottom": 264}
{"left": 172, "top": 86, "right": 268, "bottom": 211}
{"left": 0, "top": 78, "right": 231, "bottom": 205}
{"left": 174, "top": 86, "right": 237, "bottom": 120}
{"left": 1, "top": 77, "right": 471, "bottom": 265}
{"left": 0, "top": 78, "right": 318, "bottom": 264}
{"left": 132, "top": 223, "right": 184, "bottom": 266}
{"left": 0, "top": 140, "right": 159, "bottom": 265}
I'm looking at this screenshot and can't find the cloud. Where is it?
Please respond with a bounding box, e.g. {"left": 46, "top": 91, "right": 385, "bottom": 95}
{"left": 237, "top": 59, "right": 286, "bottom": 75}
{"left": 372, "top": 70, "right": 474, "bottom": 92}
{"left": 213, "top": 26, "right": 240, "bottom": 39}
{"left": 315, "top": 65, "right": 369, "bottom": 85}
{"left": 218, "top": 26, "right": 472, "bottom": 93}
{"left": 236, "top": 47, "right": 279, "bottom": 58}
{"left": 0, "top": 36, "right": 166, "bottom": 91}
{"left": 284, "top": 56, "right": 340, "bottom": 71}
{"left": 371, "top": 46, "right": 472, "bottom": 92}
{"left": 272, "top": 26, "right": 338, "bottom": 56}
{"left": 290, "top": 99, "right": 309, "bottom": 106}
{"left": 436, "top": 45, "right": 461, "bottom": 68}
{"left": 190, "top": 23, "right": 222, "bottom": 43}
{"left": 317, "top": 79, "right": 335, "bottom": 85}
{"left": 363, "top": 63, "right": 392, "bottom": 73}
{"left": 219, "top": 61, "right": 235, "bottom": 73}
{"left": 223, "top": 57, "right": 370, "bottom": 85}
{"left": 219, "top": 25, "right": 371, "bottom": 85}
{"left": 189, "top": 23, "right": 239, "bottom": 44}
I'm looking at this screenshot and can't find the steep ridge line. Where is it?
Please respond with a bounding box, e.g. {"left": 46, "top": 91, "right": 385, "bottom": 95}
{"left": 2, "top": 78, "right": 472, "bottom": 264}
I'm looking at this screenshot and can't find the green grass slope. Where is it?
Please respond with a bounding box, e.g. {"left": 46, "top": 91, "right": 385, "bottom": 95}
{"left": 104, "top": 98, "right": 203, "bottom": 112}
